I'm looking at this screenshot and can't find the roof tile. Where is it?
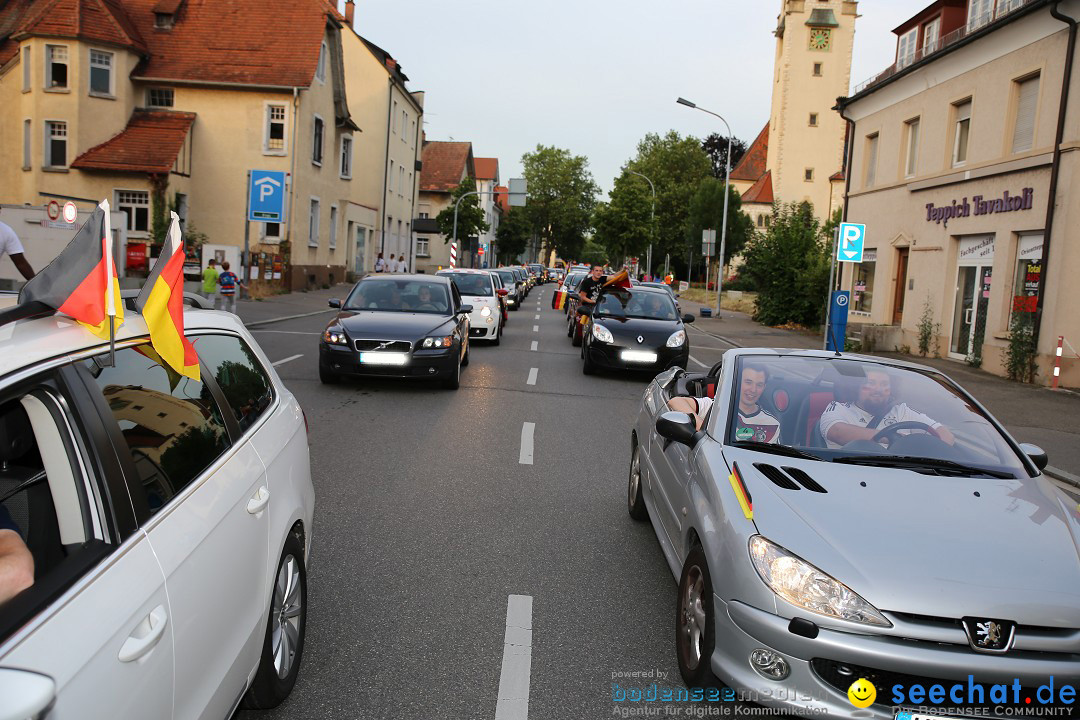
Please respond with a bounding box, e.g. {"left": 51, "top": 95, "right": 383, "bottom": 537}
{"left": 71, "top": 109, "right": 195, "bottom": 173}
{"left": 474, "top": 157, "right": 498, "bottom": 181}
{"left": 740, "top": 170, "right": 774, "bottom": 205}
{"left": 420, "top": 141, "right": 473, "bottom": 193}
{"left": 730, "top": 122, "right": 769, "bottom": 182}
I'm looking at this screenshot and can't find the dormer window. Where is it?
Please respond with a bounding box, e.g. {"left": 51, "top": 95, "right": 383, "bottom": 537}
{"left": 154, "top": 13, "right": 174, "bottom": 29}
{"left": 152, "top": 0, "right": 184, "bottom": 30}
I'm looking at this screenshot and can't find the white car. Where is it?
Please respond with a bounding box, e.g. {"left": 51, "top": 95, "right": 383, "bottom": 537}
{"left": 0, "top": 299, "right": 314, "bottom": 720}
{"left": 438, "top": 269, "right": 503, "bottom": 345}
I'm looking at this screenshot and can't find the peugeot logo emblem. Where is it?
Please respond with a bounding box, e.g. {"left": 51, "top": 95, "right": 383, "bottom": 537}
{"left": 962, "top": 616, "right": 1016, "bottom": 653}
{"left": 637, "top": 335, "right": 645, "bottom": 344}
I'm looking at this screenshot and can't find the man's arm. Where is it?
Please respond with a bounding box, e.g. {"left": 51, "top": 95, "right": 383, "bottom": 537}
{"left": 667, "top": 397, "right": 705, "bottom": 430}
{"left": 10, "top": 253, "right": 34, "bottom": 280}
{"left": 902, "top": 405, "right": 956, "bottom": 445}
{"left": 0, "top": 529, "right": 34, "bottom": 604}
{"left": 824, "top": 422, "right": 879, "bottom": 446}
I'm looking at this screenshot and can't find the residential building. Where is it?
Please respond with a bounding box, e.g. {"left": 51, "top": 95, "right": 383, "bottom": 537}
{"left": 731, "top": 0, "right": 858, "bottom": 225}
{"left": 836, "top": 0, "right": 1079, "bottom": 385}
{"left": 474, "top": 158, "right": 501, "bottom": 268}
{"left": 414, "top": 141, "right": 475, "bottom": 273}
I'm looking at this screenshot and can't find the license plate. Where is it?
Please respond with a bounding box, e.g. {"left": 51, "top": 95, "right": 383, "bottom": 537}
{"left": 620, "top": 350, "right": 658, "bottom": 363}
{"left": 358, "top": 352, "right": 408, "bottom": 366}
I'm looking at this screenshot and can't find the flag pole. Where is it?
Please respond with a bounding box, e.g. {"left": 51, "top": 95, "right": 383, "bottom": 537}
{"left": 102, "top": 200, "right": 117, "bottom": 366}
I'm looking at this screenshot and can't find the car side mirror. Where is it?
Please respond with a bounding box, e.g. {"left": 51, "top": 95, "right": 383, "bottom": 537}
{"left": 458, "top": 304, "right": 473, "bottom": 315}
{"left": 328, "top": 298, "right": 341, "bottom": 308}
{"left": 577, "top": 305, "right": 592, "bottom": 316}
{"left": 1018, "top": 443, "right": 1048, "bottom": 471}
{"left": 497, "top": 288, "right": 508, "bottom": 297}
{"left": 0, "top": 667, "right": 56, "bottom": 720}
{"left": 682, "top": 314, "right": 695, "bottom": 324}
{"left": 655, "top": 411, "right": 700, "bottom": 448}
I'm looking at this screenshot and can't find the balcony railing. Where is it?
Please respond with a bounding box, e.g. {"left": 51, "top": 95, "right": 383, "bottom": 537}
{"left": 851, "top": 0, "right": 1040, "bottom": 95}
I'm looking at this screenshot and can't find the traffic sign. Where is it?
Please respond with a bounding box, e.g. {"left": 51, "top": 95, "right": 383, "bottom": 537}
{"left": 826, "top": 291, "right": 851, "bottom": 352}
{"left": 837, "top": 223, "right": 866, "bottom": 263}
{"left": 702, "top": 229, "right": 716, "bottom": 256}
{"left": 47, "top": 200, "right": 61, "bottom": 221}
{"left": 62, "top": 202, "right": 78, "bottom": 224}
{"left": 248, "top": 170, "right": 287, "bottom": 222}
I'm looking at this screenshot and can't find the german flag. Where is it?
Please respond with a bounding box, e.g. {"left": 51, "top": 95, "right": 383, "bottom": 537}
{"left": 554, "top": 288, "right": 567, "bottom": 310}
{"left": 16, "top": 201, "right": 122, "bottom": 339}
{"left": 603, "top": 269, "right": 634, "bottom": 290}
{"left": 134, "top": 212, "right": 200, "bottom": 381}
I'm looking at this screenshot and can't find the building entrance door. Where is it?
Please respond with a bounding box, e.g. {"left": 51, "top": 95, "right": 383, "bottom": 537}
{"left": 892, "top": 248, "right": 909, "bottom": 325}
{"left": 354, "top": 226, "right": 367, "bottom": 275}
{"left": 950, "top": 235, "right": 995, "bottom": 360}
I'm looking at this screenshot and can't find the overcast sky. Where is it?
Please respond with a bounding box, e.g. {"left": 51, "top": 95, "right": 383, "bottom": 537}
{"left": 345, "top": 1, "right": 930, "bottom": 195}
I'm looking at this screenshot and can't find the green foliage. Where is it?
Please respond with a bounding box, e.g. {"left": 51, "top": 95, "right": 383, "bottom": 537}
{"left": 521, "top": 145, "right": 598, "bottom": 261}
{"left": 435, "top": 177, "right": 489, "bottom": 242}
{"left": 496, "top": 208, "right": 531, "bottom": 261}
{"left": 702, "top": 134, "right": 748, "bottom": 180}
{"left": 150, "top": 176, "right": 170, "bottom": 244}
{"left": 917, "top": 296, "right": 935, "bottom": 357}
{"left": 1004, "top": 311, "right": 1039, "bottom": 383}
{"left": 579, "top": 237, "right": 609, "bottom": 265}
{"left": 685, "top": 179, "right": 754, "bottom": 266}
{"left": 592, "top": 172, "right": 653, "bottom": 263}
{"left": 740, "top": 202, "right": 831, "bottom": 327}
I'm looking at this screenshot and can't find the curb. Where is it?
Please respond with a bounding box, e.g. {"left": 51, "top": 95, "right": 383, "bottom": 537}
{"left": 1045, "top": 465, "right": 1080, "bottom": 490}
{"left": 243, "top": 308, "right": 334, "bottom": 328}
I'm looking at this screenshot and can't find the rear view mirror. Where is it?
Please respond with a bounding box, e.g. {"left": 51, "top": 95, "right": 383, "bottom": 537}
{"left": 328, "top": 298, "right": 341, "bottom": 308}
{"left": 682, "top": 314, "right": 695, "bottom": 324}
{"left": 458, "top": 305, "right": 474, "bottom": 315}
{"left": 1018, "top": 443, "right": 1048, "bottom": 471}
{"left": 656, "top": 411, "right": 699, "bottom": 448}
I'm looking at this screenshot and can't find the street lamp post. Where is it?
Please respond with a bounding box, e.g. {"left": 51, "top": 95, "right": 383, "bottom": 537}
{"left": 627, "top": 170, "right": 655, "bottom": 279}
{"left": 452, "top": 188, "right": 498, "bottom": 268}
{"left": 677, "top": 97, "right": 731, "bottom": 318}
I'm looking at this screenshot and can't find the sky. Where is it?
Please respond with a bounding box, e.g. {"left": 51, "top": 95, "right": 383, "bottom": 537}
{"left": 344, "top": 1, "right": 931, "bottom": 196}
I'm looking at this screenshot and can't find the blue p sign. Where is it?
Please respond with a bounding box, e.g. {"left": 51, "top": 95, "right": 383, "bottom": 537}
{"left": 837, "top": 223, "right": 866, "bottom": 263}
{"left": 249, "top": 170, "right": 287, "bottom": 222}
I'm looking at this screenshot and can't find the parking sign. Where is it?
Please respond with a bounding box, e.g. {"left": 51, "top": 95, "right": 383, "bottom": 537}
{"left": 248, "top": 170, "right": 287, "bottom": 222}
{"left": 837, "top": 223, "right": 866, "bottom": 263}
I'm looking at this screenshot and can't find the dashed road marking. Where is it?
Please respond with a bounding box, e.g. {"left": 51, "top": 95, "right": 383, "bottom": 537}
{"left": 527, "top": 368, "right": 538, "bottom": 385}
{"left": 272, "top": 354, "right": 304, "bottom": 366}
{"left": 530, "top": 341, "right": 538, "bottom": 351}
{"left": 494, "top": 594, "right": 533, "bottom": 720}
{"left": 519, "top": 422, "right": 535, "bottom": 465}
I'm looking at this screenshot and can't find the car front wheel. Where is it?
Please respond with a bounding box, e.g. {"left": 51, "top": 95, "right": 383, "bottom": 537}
{"left": 244, "top": 532, "right": 307, "bottom": 709}
{"left": 676, "top": 546, "right": 716, "bottom": 688}
{"left": 443, "top": 355, "right": 461, "bottom": 389}
{"left": 318, "top": 361, "right": 340, "bottom": 385}
{"left": 628, "top": 443, "right": 647, "bottom": 520}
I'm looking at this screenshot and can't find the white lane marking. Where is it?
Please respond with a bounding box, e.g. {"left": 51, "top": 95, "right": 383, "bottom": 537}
{"left": 527, "top": 368, "right": 538, "bottom": 386}
{"left": 495, "top": 594, "right": 533, "bottom": 720}
{"left": 688, "top": 355, "right": 708, "bottom": 368}
{"left": 530, "top": 341, "right": 538, "bottom": 351}
{"left": 533, "top": 325, "right": 539, "bottom": 332}
{"left": 251, "top": 330, "right": 320, "bottom": 335}
{"left": 519, "top": 422, "right": 535, "bottom": 465}
{"left": 272, "top": 354, "right": 304, "bottom": 367}
{"left": 534, "top": 314, "right": 540, "bottom": 320}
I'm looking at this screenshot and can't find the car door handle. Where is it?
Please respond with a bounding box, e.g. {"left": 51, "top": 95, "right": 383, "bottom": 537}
{"left": 118, "top": 604, "right": 168, "bottom": 663}
{"left": 246, "top": 486, "right": 270, "bottom": 514}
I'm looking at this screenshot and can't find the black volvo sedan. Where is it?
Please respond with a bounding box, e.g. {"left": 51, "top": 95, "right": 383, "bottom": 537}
{"left": 318, "top": 274, "right": 472, "bottom": 389}
{"left": 578, "top": 286, "right": 694, "bottom": 375}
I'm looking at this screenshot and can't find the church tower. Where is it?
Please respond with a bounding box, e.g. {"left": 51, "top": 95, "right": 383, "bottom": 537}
{"left": 766, "top": 0, "right": 858, "bottom": 220}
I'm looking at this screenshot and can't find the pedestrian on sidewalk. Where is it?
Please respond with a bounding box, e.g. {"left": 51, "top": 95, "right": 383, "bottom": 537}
{"left": 375, "top": 252, "right": 386, "bottom": 273}
{"left": 217, "top": 261, "right": 246, "bottom": 314}
{"left": 0, "top": 207, "right": 35, "bottom": 280}
{"left": 397, "top": 256, "right": 407, "bottom": 273}
{"left": 201, "top": 258, "right": 219, "bottom": 305}
{"left": 388, "top": 254, "right": 397, "bottom": 273}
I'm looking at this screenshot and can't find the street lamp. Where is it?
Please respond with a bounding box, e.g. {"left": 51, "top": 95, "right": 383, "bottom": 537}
{"left": 677, "top": 97, "right": 732, "bottom": 318}
{"left": 627, "top": 170, "right": 655, "bottom": 278}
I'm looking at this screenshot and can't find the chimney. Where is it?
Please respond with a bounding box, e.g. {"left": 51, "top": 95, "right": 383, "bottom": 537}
{"left": 344, "top": 0, "right": 355, "bottom": 28}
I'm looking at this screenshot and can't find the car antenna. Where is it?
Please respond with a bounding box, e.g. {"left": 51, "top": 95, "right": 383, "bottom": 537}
{"left": 827, "top": 323, "right": 842, "bottom": 357}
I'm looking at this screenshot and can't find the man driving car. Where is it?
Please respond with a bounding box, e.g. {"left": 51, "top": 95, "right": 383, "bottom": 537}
{"left": 819, "top": 368, "right": 955, "bottom": 449}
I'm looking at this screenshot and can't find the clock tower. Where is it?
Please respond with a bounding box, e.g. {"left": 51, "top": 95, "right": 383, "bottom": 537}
{"left": 765, "top": 0, "right": 858, "bottom": 221}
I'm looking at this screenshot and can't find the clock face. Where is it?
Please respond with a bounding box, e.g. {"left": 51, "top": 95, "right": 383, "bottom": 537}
{"left": 809, "top": 28, "right": 832, "bottom": 51}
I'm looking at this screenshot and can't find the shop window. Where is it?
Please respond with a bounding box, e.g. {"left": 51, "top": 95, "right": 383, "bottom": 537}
{"left": 1011, "top": 74, "right": 1040, "bottom": 154}
{"left": 1012, "top": 234, "right": 1044, "bottom": 318}
{"left": 853, "top": 248, "right": 876, "bottom": 313}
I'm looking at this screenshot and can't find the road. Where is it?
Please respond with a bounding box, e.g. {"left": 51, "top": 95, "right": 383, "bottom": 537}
{"left": 235, "top": 286, "right": 741, "bottom": 720}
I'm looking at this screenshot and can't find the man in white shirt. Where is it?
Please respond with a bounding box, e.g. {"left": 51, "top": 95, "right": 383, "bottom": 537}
{"left": 0, "top": 208, "right": 35, "bottom": 280}
{"left": 819, "top": 368, "right": 955, "bottom": 449}
{"left": 668, "top": 363, "right": 780, "bottom": 441}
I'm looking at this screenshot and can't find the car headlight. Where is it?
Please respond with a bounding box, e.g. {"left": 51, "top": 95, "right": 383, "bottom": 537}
{"left": 480, "top": 306, "right": 492, "bottom": 317}
{"left": 592, "top": 324, "right": 614, "bottom": 344}
{"left": 666, "top": 330, "right": 686, "bottom": 348}
{"left": 421, "top": 336, "right": 453, "bottom": 349}
{"left": 323, "top": 328, "right": 349, "bottom": 345}
{"left": 748, "top": 536, "right": 890, "bottom": 627}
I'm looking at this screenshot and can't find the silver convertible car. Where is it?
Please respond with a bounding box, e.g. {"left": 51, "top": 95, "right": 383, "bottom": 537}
{"left": 630, "top": 349, "right": 1080, "bottom": 718}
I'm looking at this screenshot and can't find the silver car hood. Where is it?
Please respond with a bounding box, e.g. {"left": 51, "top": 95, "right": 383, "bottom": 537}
{"left": 726, "top": 448, "right": 1080, "bottom": 627}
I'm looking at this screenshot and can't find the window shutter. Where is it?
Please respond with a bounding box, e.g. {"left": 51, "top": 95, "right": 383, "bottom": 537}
{"left": 1011, "top": 76, "right": 1039, "bottom": 153}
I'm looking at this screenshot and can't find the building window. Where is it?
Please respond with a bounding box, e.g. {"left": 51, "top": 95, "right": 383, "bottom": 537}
{"left": 147, "top": 87, "right": 174, "bottom": 108}
{"left": 904, "top": 118, "right": 920, "bottom": 178}
{"left": 265, "top": 104, "right": 286, "bottom": 153}
{"left": 1011, "top": 74, "right": 1040, "bottom": 154}
{"left": 813, "top": 62, "right": 823, "bottom": 76}
{"left": 22, "top": 46, "right": 30, "bottom": 91}
{"left": 967, "top": 0, "right": 993, "bottom": 31}
{"left": 261, "top": 222, "right": 282, "bottom": 243}
{"left": 804, "top": 168, "right": 815, "bottom": 182}
{"left": 46, "top": 45, "right": 68, "bottom": 89}
{"left": 402, "top": 109, "right": 408, "bottom": 142}
{"left": 392, "top": 100, "right": 398, "bottom": 134}
{"left": 329, "top": 205, "right": 338, "bottom": 250}
{"left": 22, "top": 119, "right": 31, "bottom": 169}
{"left": 416, "top": 237, "right": 430, "bottom": 257}
{"left": 808, "top": 113, "right": 818, "bottom": 127}
{"left": 1012, "top": 234, "right": 1044, "bottom": 317}
{"left": 419, "top": 212, "right": 429, "bottom": 219}
{"left": 116, "top": 190, "right": 150, "bottom": 234}
{"left": 316, "top": 42, "right": 327, "bottom": 83}
{"left": 864, "top": 133, "right": 878, "bottom": 188}
{"left": 45, "top": 120, "right": 67, "bottom": 167}
{"left": 312, "top": 115, "right": 324, "bottom": 165}
{"left": 756, "top": 214, "right": 765, "bottom": 228}
{"left": 853, "top": 248, "right": 877, "bottom": 313}
{"left": 411, "top": 119, "right": 416, "bottom": 145}
{"left": 399, "top": 165, "right": 405, "bottom": 196}
{"left": 896, "top": 27, "right": 917, "bottom": 69}
{"left": 952, "top": 99, "right": 972, "bottom": 167}
{"left": 922, "top": 16, "right": 941, "bottom": 54}
{"left": 89, "top": 49, "right": 113, "bottom": 95}
{"left": 309, "top": 198, "right": 320, "bottom": 247}
{"left": 340, "top": 135, "right": 352, "bottom": 178}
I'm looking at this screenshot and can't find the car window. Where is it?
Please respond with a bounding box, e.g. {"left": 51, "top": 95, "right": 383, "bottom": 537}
{"left": 193, "top": 335, "right": 274, "bottom": 433}
{"left": 619, "top": 292, "right": 678, "bottom": 320}
{"left": 84, "top": 344, "right": 230, "bottom": 515}
{"left": 448, "top": 274, "right": 493, "bottom": 297}
{"left": 345, "top": 278, "right": 450, "bottom": 313}
{"left": 497, "top": 271, "right": 516, "bottom": 286}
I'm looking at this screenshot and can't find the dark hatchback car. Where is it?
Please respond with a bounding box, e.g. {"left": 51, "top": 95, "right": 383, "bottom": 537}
{"left": 319, "top": 274, "right": 472, "bottom": 389}
{"left": 578, "top": 286, "right": 694, "bottom": 374}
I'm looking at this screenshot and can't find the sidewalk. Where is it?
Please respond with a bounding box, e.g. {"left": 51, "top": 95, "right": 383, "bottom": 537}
{"left": 231, "top": 284, "right": 352, "bottom": 327}
{"left": 679, "top": 297, "right": 1080, "bottom": 485}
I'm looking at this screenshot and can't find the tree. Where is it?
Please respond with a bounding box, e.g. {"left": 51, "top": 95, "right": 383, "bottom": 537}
{"left": 740, "top": 201, "right": 831, "bottom": 327}
{"left": 591, "top": 172, "right": 652, "bottom": 263}
{"left": 702, "top": 134, "right": 748, "bottom": 180}
{"left": 521, "top": 145, "right": 599, "bottom": 261}
{"left": 685, "top": 178, "right": 754, "bottom": 266}
{"left": 579, "top": 237, "right": 609, "bottom": 266}
{"left": 435, "top": 177, "right": 489, "bottom": 243}
{"left": 495, "top": 208, "right": 531, "bottom": 261}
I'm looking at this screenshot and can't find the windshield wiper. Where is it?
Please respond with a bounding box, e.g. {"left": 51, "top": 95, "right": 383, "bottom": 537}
{"left": 833, "top": 455, "right": 1016, "bottom": 479}
{"left": 729, "top": 441, "right": 823, "bottom": 462}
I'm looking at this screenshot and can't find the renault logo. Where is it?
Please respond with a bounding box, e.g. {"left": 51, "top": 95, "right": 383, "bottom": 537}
{"left": 637, "top": 335, "right": 644, "bottom": 344}
{"left": 962, "top": 617, "right": 1016, "bottom": 653}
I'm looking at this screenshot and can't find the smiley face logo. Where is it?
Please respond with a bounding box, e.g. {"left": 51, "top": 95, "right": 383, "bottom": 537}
{"left": 848, "top": 678, "right": 877, "bottom": 708}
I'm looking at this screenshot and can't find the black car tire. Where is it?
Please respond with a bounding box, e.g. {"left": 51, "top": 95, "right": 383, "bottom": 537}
{"left": 491, "top": 325, "right": 501, "bottom": 346}
{"left": 318, "top": 361, "right": 340, "bottom": 385}
{"left": 676, "top": 545, "right": 717, "bottom": 688}
{"left": 244, "top": 532, "right": 307, "bottom": 709}
{"left": 443, "top": 356, "right": 461, "bottom": 389}
{"left": 628, "top": 443, "right": 648, "bottom": 520}
{"left": 511, "top": 302, "right": 519, "bottom": 311}
{"left": 582, "top": 344, "right": 596, "bottom": 375}
{"left": 461, "top": 340, "right": 470, "bottom": 367}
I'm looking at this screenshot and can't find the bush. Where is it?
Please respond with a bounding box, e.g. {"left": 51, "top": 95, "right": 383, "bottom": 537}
{"left": 1004, "top": 311, "right": 1038, "bottom": 383}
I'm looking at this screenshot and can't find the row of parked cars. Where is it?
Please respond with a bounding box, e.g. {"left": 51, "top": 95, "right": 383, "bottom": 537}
{"left": 318, "top": 264, "right": 548, "bottom": 389}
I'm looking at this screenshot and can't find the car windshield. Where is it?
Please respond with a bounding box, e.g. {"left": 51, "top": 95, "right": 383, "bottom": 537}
{"left": 595, "top": 290, "right": 677, "bottom": 320}
{"left": 642, "top": 282, "right": 675, "bottom": 297}
{"left": 343, "top": 279, "right": 451, "bottom": 313}
{"left": 497, "top": 271, "right": 517, "bottom": 285}
{"left": 445, "top": 273, "right": 493, "bottom": 297}
{"left": 723, "top": 355, "right": 1029, "bottom": 477}
{"left": 565, "top": 274, "right": 584, "bottom": 291}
